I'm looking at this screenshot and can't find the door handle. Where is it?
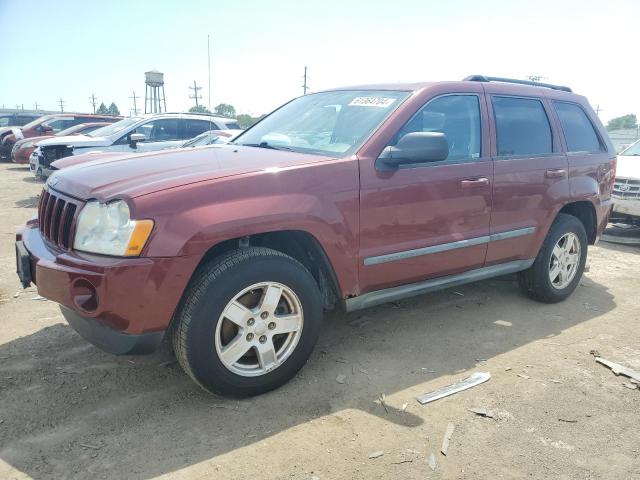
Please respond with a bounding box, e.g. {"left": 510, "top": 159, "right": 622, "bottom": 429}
{"left": 460, "top": 177, "right": 489, "bottom": 188}
{"left": 545, "top": 169, "right": 566, "bottom": 178}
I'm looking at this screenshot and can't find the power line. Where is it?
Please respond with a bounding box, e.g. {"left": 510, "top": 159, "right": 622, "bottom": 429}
{"left": 58, "top": 98, "right": 65, "bottom": 113}
{"left": 302, "top": 66, "right": 309, "bottom": 95}
{"left": 89, "top": 94, "right": 98, "bottom": 114}
{"left": 189, "top": 80, "right": 202, "bottom": 107}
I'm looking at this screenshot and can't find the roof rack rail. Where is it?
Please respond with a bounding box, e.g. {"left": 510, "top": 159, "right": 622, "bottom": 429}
{"left": 463, "top": 75, "right": 572, "bottom": 93}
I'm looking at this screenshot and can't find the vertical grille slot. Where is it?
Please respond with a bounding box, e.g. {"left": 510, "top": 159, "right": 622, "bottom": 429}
{"left": 37, "top": 188, "right": 81, "bottom": 250}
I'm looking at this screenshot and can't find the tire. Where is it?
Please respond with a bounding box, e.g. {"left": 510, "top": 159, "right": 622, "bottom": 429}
{"left": 172, "top": 247, "right": 323, "bottom": 397}
{"left": 518, "top": 213, "right": 588, "bottom": 303}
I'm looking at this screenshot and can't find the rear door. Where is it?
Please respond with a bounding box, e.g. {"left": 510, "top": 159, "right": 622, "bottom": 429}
{"left": 358, "top": 90, "right": 493, "bottom": 293}
{"left": 485, "top": 90, "right": 570, "bottom": 265}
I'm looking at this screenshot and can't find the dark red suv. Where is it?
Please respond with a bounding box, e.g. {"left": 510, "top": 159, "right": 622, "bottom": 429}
{"left": 16, "top": 76, "right": 615, "bottom": 397}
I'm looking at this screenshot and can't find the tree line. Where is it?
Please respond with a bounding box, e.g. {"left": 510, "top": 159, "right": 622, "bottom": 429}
{"left": 189, "top": 103, "right": 264, "bottom": 129}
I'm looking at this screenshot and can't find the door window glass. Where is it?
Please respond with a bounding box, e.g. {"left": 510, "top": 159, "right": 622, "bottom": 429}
{"left": 392, "top": 95, "right": 482, "bottom": 161}
{"left": 133, "top": 119, "right": 179, "bottom": 142}
{"left": 492, "top": 96, "right": 552, "bottom": 156}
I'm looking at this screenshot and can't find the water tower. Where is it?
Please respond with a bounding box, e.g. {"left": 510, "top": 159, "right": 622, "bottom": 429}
{"left": 144, "top": 70, "right": 167, "bottom": 113}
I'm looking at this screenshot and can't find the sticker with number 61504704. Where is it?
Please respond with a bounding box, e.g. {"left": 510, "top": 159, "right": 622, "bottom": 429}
{"left": 348, "top": 97, "right": 396, "bottom": 108}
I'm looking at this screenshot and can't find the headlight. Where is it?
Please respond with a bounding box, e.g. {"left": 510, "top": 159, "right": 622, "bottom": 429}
{"left": 73, "top": 200, "right": 154, "bottom": 256}
{"left": 20, "top": 141, "right": 34, "bottom": 149}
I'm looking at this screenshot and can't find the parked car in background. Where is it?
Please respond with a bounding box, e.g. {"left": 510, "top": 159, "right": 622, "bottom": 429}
{"left": 0, "top": 113, "right": 119, "bottom": 161}
{"left": 0, "top": 112, "right": 42, "bottom": 128}
{"left": 611, "top": 139, "right": 640, "bottom": 225}
{"left": 44, "top": 129, "right": 244, "bottom": 177}
{"left": 14, "top": 122, "right": 119, "bottom": 165}
{"left": 16, "top": 76, "right": 615, "bottom": 397}
{"left": 32, "top": 113, "right": 240, "bottom": 174}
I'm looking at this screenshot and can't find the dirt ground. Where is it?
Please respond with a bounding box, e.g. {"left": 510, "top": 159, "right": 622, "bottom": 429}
{"left": 0, "top": 162, "right": 639, "bottom": 480}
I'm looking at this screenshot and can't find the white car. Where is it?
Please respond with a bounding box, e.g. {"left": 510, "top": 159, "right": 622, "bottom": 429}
{"left": 612, "top": 139, "right": 640, "bottom": 225}
{"left": 32, "top": 113, "right": 240, "bottom": 177}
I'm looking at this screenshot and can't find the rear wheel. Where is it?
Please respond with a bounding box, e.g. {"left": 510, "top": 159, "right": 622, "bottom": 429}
{"left": 518, "top": 213, "right": 588, "bottom": 303}
{"left": 172, "top": 247, "right": 323, "bottom": 397}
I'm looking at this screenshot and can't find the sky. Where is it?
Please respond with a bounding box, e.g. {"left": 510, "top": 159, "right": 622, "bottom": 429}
{"left": 1, "top": 0, "right": 639, "bottom": 123}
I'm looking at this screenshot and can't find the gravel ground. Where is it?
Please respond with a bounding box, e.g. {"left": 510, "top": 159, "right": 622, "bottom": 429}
{"left": 0, "top": 163, "right": 639, "bottom": 480}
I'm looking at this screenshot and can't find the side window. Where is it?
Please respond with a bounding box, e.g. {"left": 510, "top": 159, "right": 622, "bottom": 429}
{"left": 182, "top": 119, "right": 213, "bottom": 140}
{"left": 553, "top": 102, "right": 604, "bottom": 153}
{"left": 492, "top": 96, "right": 552, "bottom": 156}
{"left": 392, "top": 95, "right": 482, "bottom": 161}
{"left": 132, "top": 119, "right": 179, "bottom": 143}
{"left": 47, "top": 119, "right": 75, "bottom": 133}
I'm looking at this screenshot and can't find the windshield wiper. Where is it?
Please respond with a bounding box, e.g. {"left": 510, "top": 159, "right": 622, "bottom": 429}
{"left": 239, "top": 142, "right": 293, "bottom": 151}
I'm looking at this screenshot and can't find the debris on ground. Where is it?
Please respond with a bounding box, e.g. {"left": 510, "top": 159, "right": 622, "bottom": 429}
{"left": 441, "top": 423, "right": 455, "bottom": 456}
{"left": 400, "top": 403, "right": 408, "bottom": 412}
{"left": 427, "top": 452, "right": 437, "bottom": 470}
{"left": 31, "top": 295, "right": 47, "bottom": 301}
{"left": 595, "top": 357, "right": 640, "bottom": 383}
{"left": 79, "top": 443, "right": 101, "bottom": 450}
{"left": 516, "top": 373, "right": 531, "bottom": 379}
{"left": 368, "top": 451, "right": 384, "bottom": 459}
{"left": 378, "top": 393, "right": 389, "bottom": 413}
{"left": 622, "top": 383, "right": 638, "bottom": 390}
{"left": 335, "top": 358, "right": 348, "bottom": 364}
{"left": 549, "top": 379, "right": 562, "bottom": 384}
{"left": 13, "top": 292, "right": 20, "bottom": 298}
{"left": 589, "top": 349, "right": 601, "bottom": 357}
{"left": 468, "top": 407, "right": 494, "bottom": 418}
{"left": 416, "top": 372, "right": 491, "bottom": 405}
{"left": 558, "top": 418, "right": 578, "bottom": 423}
{"left": 335, "top": 374, "right": 346, "bottom": 384}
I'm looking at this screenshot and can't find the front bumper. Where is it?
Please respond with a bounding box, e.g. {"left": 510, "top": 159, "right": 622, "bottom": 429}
{"left": 612, "top": 196, "right": 640, "bottom": 219}
{"left": 17, "top": 225, "right": 198, "bottom": 355}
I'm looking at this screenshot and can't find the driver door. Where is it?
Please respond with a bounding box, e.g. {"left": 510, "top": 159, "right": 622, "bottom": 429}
{"left": 358, "top": 93, "right": 493, "bottom": 294}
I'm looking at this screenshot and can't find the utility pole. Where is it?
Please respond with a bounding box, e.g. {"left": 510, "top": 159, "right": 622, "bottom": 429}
{"left": 89, "top": 94, "right": 98, "bottom": 114}
{"left": 207, "top": 34, "right": 212, "bottom": 110}
{"left": 189, "top": 80, "right": 202, "bottom": 108}
{"left": 58, "top": 98, "right": 65, "bottom": 113}
{"left": 130, "top": 90, "right": 139, "bottom": 116}
{"left": 595, "top": 105, "right": 602, "bottom": 116}
{"left": 33, "top": 101, "right": 39, "bottom": 110}
{"left": 302, "top": 66, "right": 309, "bottom": 95}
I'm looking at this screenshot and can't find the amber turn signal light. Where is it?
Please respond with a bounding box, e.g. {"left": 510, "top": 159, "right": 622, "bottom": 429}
{"left": 125, "top": 220, "right": 154, "bottom": 256}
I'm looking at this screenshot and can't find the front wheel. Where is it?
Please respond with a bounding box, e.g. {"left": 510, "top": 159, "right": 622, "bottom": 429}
{"left": 172, "top": 247, "right": 323, "bottom": 397}
{"left": 518, "top": 213, "right": 588, "bottom": 303}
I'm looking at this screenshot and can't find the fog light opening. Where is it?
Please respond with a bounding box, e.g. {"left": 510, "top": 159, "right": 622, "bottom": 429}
{"left": 71, "top": 279, "right": 99, "bottom": 313}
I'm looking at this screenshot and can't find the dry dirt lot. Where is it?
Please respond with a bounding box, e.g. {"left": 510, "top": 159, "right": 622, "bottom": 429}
{"left": 0, "top": 163, "right": 639, "bottom": 480}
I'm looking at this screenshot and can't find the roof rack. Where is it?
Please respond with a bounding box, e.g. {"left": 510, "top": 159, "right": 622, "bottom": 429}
{"left": 463, "top": 75, "right": 572, "bottom": 93}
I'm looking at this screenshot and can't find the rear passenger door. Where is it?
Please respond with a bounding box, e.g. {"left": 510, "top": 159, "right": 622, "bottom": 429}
{"left": 486, "top": 92, "right": 570, "bottom": 265}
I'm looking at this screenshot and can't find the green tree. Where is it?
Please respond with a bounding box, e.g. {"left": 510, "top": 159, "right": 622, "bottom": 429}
{"left": 189, "top": 105, "right": 211, "bottom": 113}
{"left": 236, "top": 113, "right": 264, "bottom": 129}
{"left": 96, "top": 102, "right": 108, "bottom": 114}
{"left": 107, "top": 102, "right": 120, "bottom": 116}
{"left": 214, "top": 103, "right": 236, "bottom": 118}
{"left": 606, "top": 114, "right": 637, "bottom": 131}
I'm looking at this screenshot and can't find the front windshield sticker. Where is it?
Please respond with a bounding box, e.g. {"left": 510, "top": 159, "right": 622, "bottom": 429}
{"left": 348, "top": 97, "right": 397, "bottom": 108}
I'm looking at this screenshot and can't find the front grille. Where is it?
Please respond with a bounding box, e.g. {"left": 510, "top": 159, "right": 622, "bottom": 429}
{"left": 37, "top": 188, "right": 80, "bottom": 249}
{"left": 613, "top": 178, "right": 640, "bottom": 199}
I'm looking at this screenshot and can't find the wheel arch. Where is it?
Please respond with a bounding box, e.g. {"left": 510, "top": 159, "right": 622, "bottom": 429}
{"left": 189, "top": 230, "right": 343, "bottom": 311}
{"left": 558, "top": 201, "right": 597, "bottom": 244}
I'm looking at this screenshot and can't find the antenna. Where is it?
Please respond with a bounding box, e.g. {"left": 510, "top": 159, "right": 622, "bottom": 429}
{"left": 58, "top": 98, "right": 65, "bottom": 112}
{"left": 189, "top": 80, "right": 202, "bottom": 107}
{"left": 89, "top": 94, "right": 98, "bottom": 114}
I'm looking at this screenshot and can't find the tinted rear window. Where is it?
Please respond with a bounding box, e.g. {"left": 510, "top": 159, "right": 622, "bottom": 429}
{"left": 493, "top": 96, "right": 552, "bottom": 156}
{"left": 553, "top": 102, "right": 603, "bottom": 153}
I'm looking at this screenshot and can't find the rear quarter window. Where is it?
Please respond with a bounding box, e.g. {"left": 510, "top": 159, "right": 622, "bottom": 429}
{"left": 553, "top": 101, "right": 604, "bottom": 153}
{"left": 492, "top": 96, "right": 553, "bottom": 156}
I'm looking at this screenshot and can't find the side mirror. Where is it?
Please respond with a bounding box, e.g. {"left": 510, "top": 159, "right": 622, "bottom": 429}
{"left": 129, "top": 133, "right": 146, "bottom": 148}
{"left": 40, "top": 124, "right": 53, "bottom": 133}
{"left": 376, "top": 132, "right": 449, "bottom": 171}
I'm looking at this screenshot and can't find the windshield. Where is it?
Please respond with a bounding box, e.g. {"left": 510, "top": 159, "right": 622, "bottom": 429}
{"left": 21, "top": 115, "right": 53, "bottom": 130}
{"left": 234, "top": 90, "right": 410, "bottom": 157}
{"left": 0, "top": 116, "right": 10, "bottom": 127}
{"left": 87, "top": 117, "right": 142, "bottom": 137}
{"left": 621, "top": 139, "right": 640, "bottom": 156}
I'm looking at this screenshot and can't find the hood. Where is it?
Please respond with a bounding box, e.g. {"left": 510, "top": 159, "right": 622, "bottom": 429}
{"left": 15, "top": 135, "right": 50, "bottom": 147}
{"left": 48, "top": 144, "right": 333, "bottom": 200}
{"left": 52, "top": 151, "right": 126, "bottom": 169}
{"left": 616, "top": 155, "right": 640, "bottom": 180}
{"left": 38, "top": 135, "right": 111, "bottom": 148}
